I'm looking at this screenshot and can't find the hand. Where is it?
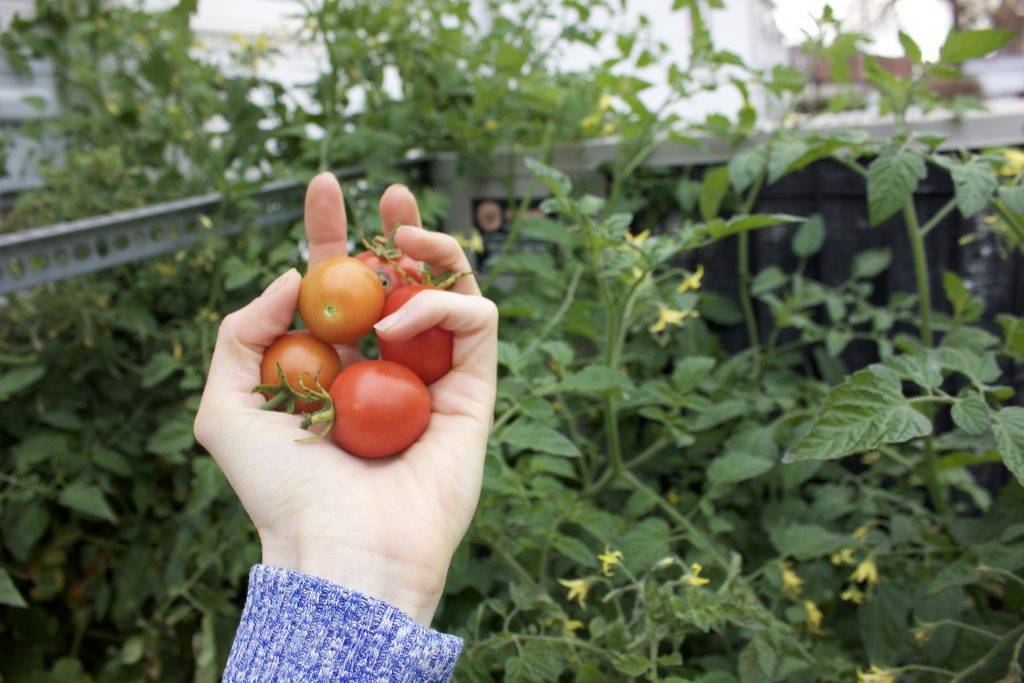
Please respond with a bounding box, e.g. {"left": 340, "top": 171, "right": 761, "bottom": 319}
{"left": 194, "top": 173, "right": 498, "bottom": 626}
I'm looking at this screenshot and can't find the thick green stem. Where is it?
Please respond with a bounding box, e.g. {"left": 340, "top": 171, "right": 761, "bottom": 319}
{"left": 737, "top": 173, "right": 765, "bottom": 354}
{"left": 904, "top": 199, "right": 951, "bottom": 520}
{"left": 904, "top": 201, "right": 934, "bottom": 348}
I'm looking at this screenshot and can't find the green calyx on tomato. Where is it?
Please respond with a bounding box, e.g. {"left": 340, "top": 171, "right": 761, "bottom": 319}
{"left": 255, "top": 329, "right": 343, "bottom": 413}
{"left": 356, "top": 235, "right": 424, "bottom": 295}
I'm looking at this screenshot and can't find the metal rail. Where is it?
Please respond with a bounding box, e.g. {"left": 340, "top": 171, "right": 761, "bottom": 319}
{"left": 0, "top": 164, "right": 396, "bottom": 295}
{"left": 2, "top": 101, "right": 1022, "bottom": 295}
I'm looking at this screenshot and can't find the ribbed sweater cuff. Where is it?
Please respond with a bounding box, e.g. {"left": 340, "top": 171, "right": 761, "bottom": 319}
{"left": 224, "top": 564, "right": 462, "bottom": 682}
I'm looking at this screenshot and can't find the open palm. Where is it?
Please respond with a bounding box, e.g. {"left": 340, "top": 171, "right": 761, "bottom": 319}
{"left": 194, "top": 174, "right": 497, "bottom": 626}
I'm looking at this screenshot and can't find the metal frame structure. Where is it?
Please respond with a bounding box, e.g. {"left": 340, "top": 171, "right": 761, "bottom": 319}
{"left": 2, "top": 101, "right": 1022, "bottom": 295}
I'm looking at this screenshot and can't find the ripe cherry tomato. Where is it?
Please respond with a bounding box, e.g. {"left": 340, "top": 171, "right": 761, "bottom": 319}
{"left": 377, "top": 285, "right": 454, "bottom": 385}
{"left": 260, "top": 330, "right": 343, "bottom": 412}
{"left": 328, "top": 360, "right": 431, "bottom": 458}
{"left": 355, "top": 251, "right": 423, "bottom": 296}
{"left": 299, "top": 256, "right": 385, "bottom": 344}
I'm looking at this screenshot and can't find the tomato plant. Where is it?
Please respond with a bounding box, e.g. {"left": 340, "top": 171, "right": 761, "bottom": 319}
{"left": 356, "top": 251, "right": 423, "bottom": 296}
{"left": 298, "top": 257, "right": 385, "bottom": 344}
{"left": 327, "top": 360, "right": 431, "bottom": 458}
{"left": 259, "top": 330, "right": 343, "bottom": 413}
{"left": 378, "top": 285, "right": 454, "bottom": 385}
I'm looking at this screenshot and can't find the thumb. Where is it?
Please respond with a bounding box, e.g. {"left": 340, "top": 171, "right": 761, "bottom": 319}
{"left": 201, "top": 269, "right": 301, "bottom": 401}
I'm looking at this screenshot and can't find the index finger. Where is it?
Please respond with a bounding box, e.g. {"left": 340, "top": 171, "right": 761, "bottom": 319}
{"left": 304, "top": 172, "right": 348, "bottom": 268}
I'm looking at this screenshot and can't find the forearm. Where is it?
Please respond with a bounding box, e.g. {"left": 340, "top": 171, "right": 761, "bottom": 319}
{"left": 225, "top": 565, "right": 462, "bottom": 682}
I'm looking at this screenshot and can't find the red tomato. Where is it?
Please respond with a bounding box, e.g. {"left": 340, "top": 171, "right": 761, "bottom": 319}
{"left": 299, "top": 257, "right": 385, "bottom": 344}
{"left": 260, "top": 330, "right": 343, "bottom": 412}
{"left": 355, "top": 251, "right": 424, "bottom": 296}
{"left": 377, "top": 285, "right": 454, "bottom": 385}
{"left": 328, "top": 360, "right": 431, "bottom": 458}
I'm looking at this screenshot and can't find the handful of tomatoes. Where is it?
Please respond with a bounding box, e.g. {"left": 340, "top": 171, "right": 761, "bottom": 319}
{"left": 253, "top": 239, "right": 458, "bottom": 459}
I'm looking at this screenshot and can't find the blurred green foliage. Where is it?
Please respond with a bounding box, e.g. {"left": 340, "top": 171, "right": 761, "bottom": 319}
{"left": 1, "top": 1, "right": 1024, "bottom": 682}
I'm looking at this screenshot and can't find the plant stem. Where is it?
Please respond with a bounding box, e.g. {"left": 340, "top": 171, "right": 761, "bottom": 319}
{"left": 904, "top": 199, "right": 951, "bottom": 520}
{"left": 920, "top": 198, "right": 958, "bottom": 237}
{"left": 737, "top": 173, "right": 765, "bottom": 355}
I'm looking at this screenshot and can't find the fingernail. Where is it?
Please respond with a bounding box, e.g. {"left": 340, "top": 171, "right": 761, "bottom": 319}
{"left": 374, "top": 307, "right": 407, "bottom": 333}
{"left": 263, "top": 269, "right": 297, "bottom": 296}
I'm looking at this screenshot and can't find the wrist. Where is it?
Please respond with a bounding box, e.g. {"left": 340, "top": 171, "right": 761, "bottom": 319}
{"left": 259, "top": 536, "right": 445, "bottom": 627}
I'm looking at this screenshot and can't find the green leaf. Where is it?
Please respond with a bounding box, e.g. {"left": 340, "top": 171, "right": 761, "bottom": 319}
{"left": 58, "top": 481, "right": 117, "bottom": 524}
{"left": 934, "top": 347, "right": 1001, "bottom": 384}
{"left": 767, "top": 138, "right": 810, "bottom": 183}
{"left": 519, "top": 640, "right": 567, "bottom": 682}
{"left": 613, "top": 654, "right": 650, "bottom": 677}
{"left": 500, "top": 420, "right": 580, "bottom": 457}
{"left": 707, "top": 451, "right": 774, "bottom": 486}
{"left": 2, "top": 500, "right": 48, "bottom": 561}
{"left": 826, "top": 329, "right": 853, "bottom": 358}
{"left": 851, "top": 247, "right": 892, "bottom": 279}
{"left": 146, "top": 414, "right": 197, "bottom": 458}
{"left": 621, "top": 517, "right": 670, "bottom": 571}
{"left": 524, "top": 157, "right": 572, "bottom": 198}
{"left": 0, "top": 365, "right": 46, "bottom": 401}
{"left": 784, "top": 365, "right": 933, "bottom": 462}
{"left": 770, "top": 523, "right": 851, "bottom": 560}
{"left": 92, "top": 447, "right": 132, "bottom": 477}
{"left": 223, "top": 255, "right": 259, "bottom": 291}
{"left": 699, "top": 166, "right": 730, "bottom": 221}
{"left": 792, "top": 214, "right": 825, "bottom": 257}
{"left": 738, "top": 637, "right": 777, "bottom": 683}
{"left": 553, "top": 534, "right": 598, "bottom": 567}
{"left": 898, "top": 30, "right": 922, "bottom": 64}
{"left": 141, "top": 351, "right": 179, "bottom": 388}
{"left": 999, "top": 186, "right": 1024, "bottom": 215}
{"left": 884, "top": 354, "right": 942, "bottom": 390}
{"left": 993, "top": 407, "right": 1024, "bottom": 487}
{"left": 728, "top": 146, "right": 766, "bottom": 194}
{"left": 13, "top": 432, "right": 68, "bottom": 468}
{"left": 0, "top": 568, "right": 27, "bottom": 608}
{"left": 671, "top": 356, "right": 716, "bottom": 393}
{"left": 529, "top": 455, "right": 578, "bottom": 480}
{"left": 751, "top": 266, "right": 788, "bottom": 296}
{"left": 940, "top": 29, "right": 1014, "bottom": 64}
{"left": 951, "top": 392, "right": 991, "bottom": 436}
{"left": 859, "top": 583, "right": 911, "bottom": 665}
{"left": 951, "top": 160, "right": 997, "bottom": 218}
{"left": 867, "top": 151, "right": 926, "bottom": 226}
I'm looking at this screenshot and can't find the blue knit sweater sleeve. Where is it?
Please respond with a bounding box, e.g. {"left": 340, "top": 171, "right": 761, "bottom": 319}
{"left": 224, "top": 564, "right": 462, "bottom": 682}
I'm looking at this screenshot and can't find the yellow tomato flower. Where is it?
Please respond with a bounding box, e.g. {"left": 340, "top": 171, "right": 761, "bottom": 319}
{"left": 856, "top": 665, "right": 898, "bottom": 683}
{"left": 682, "top": 563, "right": 710, "bottom": 587}
{"left": 597, "top": 547, "right": 624, "bottom": 577}
{"left": 598, "top": 92, "right": 613, "bottom": 110}
{"left": 650, "top": 305, "right": 699, "bottom": 333}
{"left": 558, "top": 578, "right": 591, "bottom": 609}
{"left": 564, "top": 619, "right": 585, "bottom": 637}
{"left": 677, "top": 264, "right": 705, "bottom": 293}
{"left": 1001, "top": 148, "right": 1024, "bottom": 176}
{"left": 581, "top": 112, "right": 601, "bottom": 129}
{"left": 804, "top": 600, "right": 824, "bottom": 635}
{"left": 781, "top": 562, "right": 804, "bottom": 599}
{"left": 830, "top": 547, "right": 856, "bottom": 566}
{"left": 665, "top": 489, "right": 681, "bottom": 505}
{"left": 602, "top": 122, "right": 616, "bottom": 137}
{"left": 852, "top": 523, "right": 872, "bottom": 540}
{"left": 850, "top": 558, "right": 879, "bottom": 586}
{"left": 840, "top": 586, "right": 865, "bottom": 604}
{"left": 484, "top": 119, "right": 499, "bottom": 131}
{"left": 624, "top": 229, "right": 650, "bottom": 248}
{"left": 913, "top": 628, "right": 929, "bottom": 642}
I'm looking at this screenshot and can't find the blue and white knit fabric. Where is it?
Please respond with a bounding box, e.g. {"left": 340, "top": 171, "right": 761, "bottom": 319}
{"left": 224, "top": 565, "right": 462, "bottom": 682}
